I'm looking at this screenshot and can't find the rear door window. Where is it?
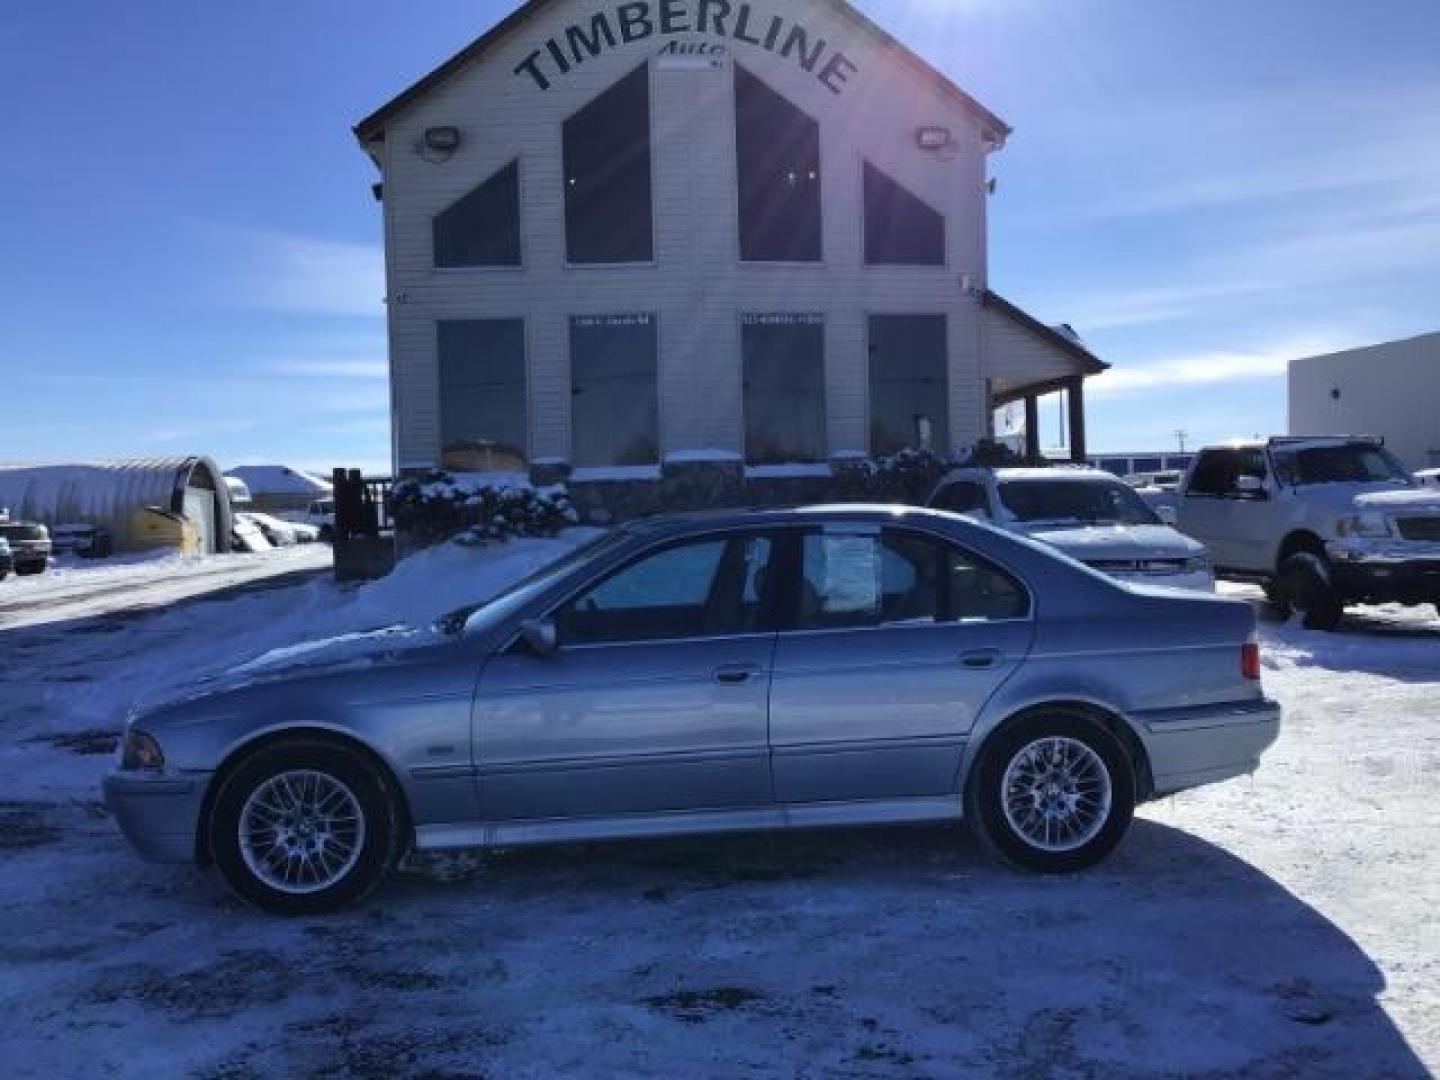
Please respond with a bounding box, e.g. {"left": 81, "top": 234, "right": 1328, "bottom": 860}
{"left": 794, "top": 528, "right": 1028, "bottom": 631}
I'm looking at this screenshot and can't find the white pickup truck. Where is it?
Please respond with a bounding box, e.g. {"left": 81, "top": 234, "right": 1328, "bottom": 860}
{"left": 1175, "top": 436, "right": 1440, "bottom": 629}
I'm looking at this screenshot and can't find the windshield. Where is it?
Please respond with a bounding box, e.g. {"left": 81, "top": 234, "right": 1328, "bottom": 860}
{"left": 0, "top": 523, "right": 46, "bottom": 542}
{"left": 998, "top": 479, "right": 1163, "bottom": 526}
{"left": 1272, "top": 444, "right": 1412, "bottom": 487}
{"left": 448, "top": 529, "right": 624, "bottom": 635}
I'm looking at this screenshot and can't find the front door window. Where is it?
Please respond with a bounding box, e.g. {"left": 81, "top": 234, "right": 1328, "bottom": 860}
{"left": 557, "top": 534, "right": 777, "bottom": 645}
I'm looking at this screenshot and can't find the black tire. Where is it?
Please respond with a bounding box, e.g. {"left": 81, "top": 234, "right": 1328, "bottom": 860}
{"left": 1261, "top": 579, "right": 1291, "bottom": 618}
{"left": 968, "top": 711, "right": 1136, "bottom": 873}
{"left": 208, "top": 739, "right": 399, "bottom": 916}
{"left": 15, "top": 563, "right": 45, "bottom": 577}
{"left": 1277, "top": 552, "right": 1344, "bottom": 631}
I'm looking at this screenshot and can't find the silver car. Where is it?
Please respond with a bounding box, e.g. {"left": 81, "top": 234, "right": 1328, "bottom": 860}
{"left": 105, "top": 506, "right": 1280, "bottom": 915}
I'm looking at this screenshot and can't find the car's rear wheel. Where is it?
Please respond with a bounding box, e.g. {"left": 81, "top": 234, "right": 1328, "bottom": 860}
{"left": 208, "top": 740, "right": 399, "bottom": 915}
{"left": 969, "top": 712, "right": 1135, "bottom": 873}
{"left": 1277, "top": 552, "right": 1344, "bottom": 631}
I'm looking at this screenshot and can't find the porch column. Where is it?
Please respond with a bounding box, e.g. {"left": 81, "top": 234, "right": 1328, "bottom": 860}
{"left": 1066, "top": 377, "right": 1088, "bottom": 463}
{"left": 1024, "top": 394, "right": 1041, "bottom": 462}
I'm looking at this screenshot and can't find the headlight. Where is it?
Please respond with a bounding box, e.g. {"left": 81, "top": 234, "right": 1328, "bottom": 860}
{"left": 1336, "top": 513, "right": 1392, "bottom": 538}
{"left": 120, "top": 729, "right": 165, "bottom": 771}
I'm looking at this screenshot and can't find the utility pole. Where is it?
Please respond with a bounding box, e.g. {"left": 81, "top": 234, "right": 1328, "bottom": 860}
{"left": 1175, "top": 429, "right": 1189, "bottom": 454}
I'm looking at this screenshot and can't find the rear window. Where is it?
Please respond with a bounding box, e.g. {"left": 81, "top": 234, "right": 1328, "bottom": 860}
{"left": 997, "top": 480, "right": 1161, "bottom": 526}
{"left": 0, "top": 523, "right": 46, "bottom": 542}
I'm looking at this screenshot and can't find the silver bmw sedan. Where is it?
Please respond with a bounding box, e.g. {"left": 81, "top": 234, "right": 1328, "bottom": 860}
{"left": 105, "top": 506, "right": 1280, "bottom": 915}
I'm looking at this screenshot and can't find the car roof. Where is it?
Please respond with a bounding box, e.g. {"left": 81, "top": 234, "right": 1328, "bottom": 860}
{"left": 938, "top": 467, "right": 1118, "bottom": 484}
{"left": 618, "top": 504, "right": 967, "bottom": 537}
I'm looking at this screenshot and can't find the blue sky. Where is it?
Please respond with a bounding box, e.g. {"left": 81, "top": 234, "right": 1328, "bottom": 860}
{"left": 2, "top": 0, "right": 1436, "bottom": 472}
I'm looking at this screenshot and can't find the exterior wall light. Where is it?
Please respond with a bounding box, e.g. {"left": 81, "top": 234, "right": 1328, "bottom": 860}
{"left": 417, "top": 126, "right": 462, "bottom": 162}
{"left": 916, "top": 126, "right": 952, "bottom": 150}
{"left": 424, "top": 126, "right": 462, "bottom": 152}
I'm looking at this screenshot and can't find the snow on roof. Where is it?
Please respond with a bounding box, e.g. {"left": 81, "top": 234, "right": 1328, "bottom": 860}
{"left": 0, "top": 458, "right": 231, "bottom": 548}
{"left": 225, "top": 465, "right": 333, "bottom": 497}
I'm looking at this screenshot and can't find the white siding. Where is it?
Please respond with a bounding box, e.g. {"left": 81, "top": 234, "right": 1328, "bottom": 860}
{"left": 1289, "top": 333, "right": 1440, "bottom": 471}
{"left": 374, "top": 0, "right": 1001, "bottom": 468}
{"left": 981, "top": 305, "right": 1080, "bottom": 396}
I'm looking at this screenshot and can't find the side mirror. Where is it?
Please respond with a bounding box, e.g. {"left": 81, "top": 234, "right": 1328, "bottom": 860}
{"left": 519, "top": 618, "right": 558, "bottom": 656}
{"left": 1235, "top": 475, "right": 1268, "bottom": 499}
{"left": 1156, "top": 505, "right": 1179, "bottom": 526}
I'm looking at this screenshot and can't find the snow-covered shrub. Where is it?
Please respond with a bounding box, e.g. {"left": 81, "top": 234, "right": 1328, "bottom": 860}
{"left": 830, "top": 441, "right": 1027, "bottom": 505}
{"left": 832, "top": 448, "right": 957, "bottom": 505}
{"left": 392, "top": 472, "right": 579, "bottom": 547}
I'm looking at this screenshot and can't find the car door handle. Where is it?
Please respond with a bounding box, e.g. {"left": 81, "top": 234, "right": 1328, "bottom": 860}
{"left": 960, "top": 649, "right": 1003, "bottom": 670}
{"left": 713, "top": 663, "right": 763, "bottom": 685}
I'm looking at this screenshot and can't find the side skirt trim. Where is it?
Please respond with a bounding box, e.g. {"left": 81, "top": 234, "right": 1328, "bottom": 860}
{"left": 415, "top": 796, "right": 961, "bottom": 851}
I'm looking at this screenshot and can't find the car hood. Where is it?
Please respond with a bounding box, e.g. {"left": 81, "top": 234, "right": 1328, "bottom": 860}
{"left": 134, "top": 623, "right": 459, "bottom": 722}
{"left": 1014, "top": 522, "right": 1207, "bottom": 561}
{"left": 1353, "top": 488, "right": 1440, "bottom": 514}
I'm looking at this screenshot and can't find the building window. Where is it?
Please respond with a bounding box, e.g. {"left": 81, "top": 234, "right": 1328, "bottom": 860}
{"left": 742, "top": 314, "right": 826, "bottom": 465}
{"left": 438, "top": 319, "right": 527, "bottom": 471}
{"left": 734, "top": 65, "right": 822, "bottom": 262}
{"left": 433, "top": 160, "right": 521, "bottom": 268}
{"left": 868, "top": 314, "right": 949, "bottom": 455}
{"left": 863, "top": 162, "right": 945, "bottom": 266}
{"left": 570, "top": 314, "right": 659, "bottom": 467}
{"left": 563, "top": 64, "right": 653, "bottom": 264}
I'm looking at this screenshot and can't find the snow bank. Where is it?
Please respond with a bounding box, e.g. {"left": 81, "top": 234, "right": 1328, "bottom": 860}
{"left": 26, "top": 531, "right": 598, "bottom": 734}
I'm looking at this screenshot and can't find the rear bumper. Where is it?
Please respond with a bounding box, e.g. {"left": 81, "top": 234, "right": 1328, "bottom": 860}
{"left": 103, "top": 771, "right": 211, "bottom": 864}
{"left": 1132, "top": 698, "right": 1281, "bottom": 798}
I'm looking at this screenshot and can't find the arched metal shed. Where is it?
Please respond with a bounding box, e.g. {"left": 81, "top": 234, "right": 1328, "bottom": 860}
{"left": 0, "top": 457, "right": 233, "bottom": 554}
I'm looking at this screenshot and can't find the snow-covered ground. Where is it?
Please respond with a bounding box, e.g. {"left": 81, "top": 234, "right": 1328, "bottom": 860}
{"left": 0, "top": 545, "right": 332, "bottom": 630}
{"left": 0, "top": 539, "right": 1436, "bottom": 1077}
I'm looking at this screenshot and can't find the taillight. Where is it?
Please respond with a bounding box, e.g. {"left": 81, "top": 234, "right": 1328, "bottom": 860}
{"left": 1241, "top": 641, "right": 1262, "bottom": 681}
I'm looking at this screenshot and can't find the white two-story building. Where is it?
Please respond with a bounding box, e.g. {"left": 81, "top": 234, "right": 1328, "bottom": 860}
{"left": 355, "top": 0, "right": 1106, "bottom": 505}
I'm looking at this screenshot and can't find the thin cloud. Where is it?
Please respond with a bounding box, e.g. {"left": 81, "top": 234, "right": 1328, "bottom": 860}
{"left": 215, "top": 228, "right": 385, "bottom": 318}
{"left": 1087, "top": 336, "right": 1346, "bottom": 399}
{"left": 266, "top": 359, "right": 388, "bottom": 379}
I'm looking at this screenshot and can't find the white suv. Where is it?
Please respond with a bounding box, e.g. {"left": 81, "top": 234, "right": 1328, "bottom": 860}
{"left": 1176, "top": 437, "right": 1440, "bottom": 629}
{"left": 928, "top": 466, "right": 1215, "bottom": 591}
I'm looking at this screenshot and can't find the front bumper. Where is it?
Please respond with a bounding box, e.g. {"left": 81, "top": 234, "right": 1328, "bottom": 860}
{"left": 1133, "top": 698, "right": 1281, "bottom": 798}
{"left": 1324, "top": 542, "right": 1440, "bottom": 604}
{"left": 103, "top": 770, "right": 211, "bottom": 864}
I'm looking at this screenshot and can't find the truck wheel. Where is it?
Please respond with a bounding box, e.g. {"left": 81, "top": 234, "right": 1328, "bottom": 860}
{"left": 1278, "top": 552, "right": 1344, "bottom": 631}
{"left": 1261, "top": 580, "right": 1291, "bottom": 617}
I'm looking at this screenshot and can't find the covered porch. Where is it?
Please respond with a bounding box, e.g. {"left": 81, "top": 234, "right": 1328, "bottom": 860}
{"left": 980, "top": 290, "right": 1109, "bottom": 463}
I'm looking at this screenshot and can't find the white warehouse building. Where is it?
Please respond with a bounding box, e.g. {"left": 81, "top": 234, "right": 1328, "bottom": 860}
{"left": 1289, "top": 332, "right": 1440, "bottom": 472}
{"left": 355, "top": 0, "right": 1107, "bottom": 506}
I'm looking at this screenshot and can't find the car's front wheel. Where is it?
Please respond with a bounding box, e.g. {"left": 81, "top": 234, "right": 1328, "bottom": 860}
{"left": 208, "top": 740, "right": 400, "bottom": 915}
{"left": 969, "top": 712, "right": 1136, "bottom": 873}
{"left": 1277, "top": 552, "right": 1344, "bottom": 631}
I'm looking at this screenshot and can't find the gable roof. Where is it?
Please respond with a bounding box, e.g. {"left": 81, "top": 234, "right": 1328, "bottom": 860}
{"left": 353, "top": 0, "right": 1011, "bottom": 148}
{"left": 982, "top": 289, "right": 1109, "bottom": 375}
